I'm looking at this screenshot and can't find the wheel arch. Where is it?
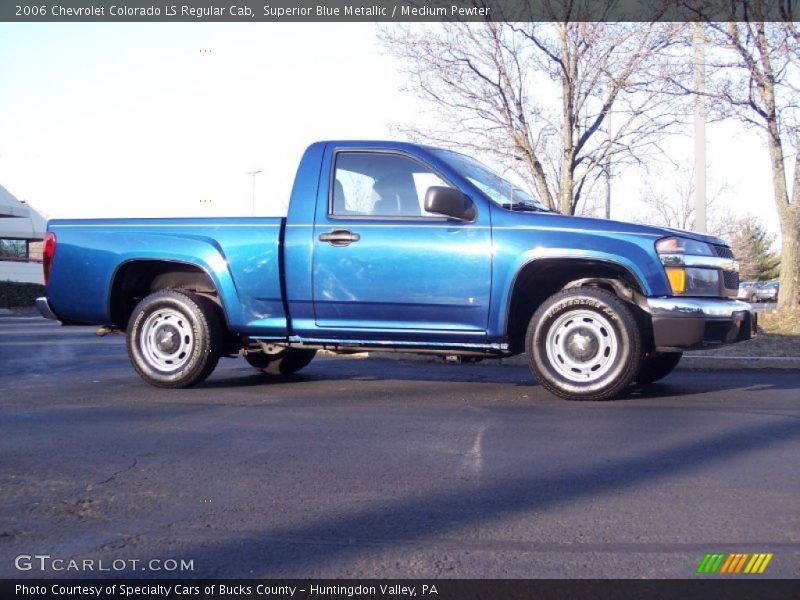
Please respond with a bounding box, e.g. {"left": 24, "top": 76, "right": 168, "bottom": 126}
{"left": 109, "top": 259, "right": 230, "bottom": 330}
{"left": 504, "top": 256, "right": 649, "bottom": 354}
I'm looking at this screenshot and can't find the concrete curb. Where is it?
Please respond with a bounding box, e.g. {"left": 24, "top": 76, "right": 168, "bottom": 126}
{"left": 361, "top": 351, "right": 800, "bottom": 370}
{"left": 679, "top": 355, "right": 800, "bottom": 370}
{"left": 0, "top": 307, "right": 39, "bottom": 316}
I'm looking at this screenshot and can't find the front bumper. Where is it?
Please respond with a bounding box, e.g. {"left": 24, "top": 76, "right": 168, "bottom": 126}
{"left": 646, "top": 297, "right": 757, "bottom": 352}
{"left": 36, "top": 296, "right": 59, "bottom": 321}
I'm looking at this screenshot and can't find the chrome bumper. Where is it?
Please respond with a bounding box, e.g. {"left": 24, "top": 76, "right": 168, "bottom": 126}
{"left": 36, "top": 296, "right": 59, "bottom": 321}
{"left": 647, "top": 297, "right": 752, "bottom": 318}
{"left": 645, "top": 297, "right": 756, "bottom": 351}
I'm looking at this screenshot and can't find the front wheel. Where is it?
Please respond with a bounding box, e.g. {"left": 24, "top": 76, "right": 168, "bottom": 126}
{"left": 526, "top": 288, "right": 644, "bottom": 401}
{"left": 634, "top": 352, "right": 683, "bottom": 386}
{"left": 245, "top": 348, "right": 317, "bottom": 376}
{"left": 126, "top": 290, "right": 223, "bottom": 388}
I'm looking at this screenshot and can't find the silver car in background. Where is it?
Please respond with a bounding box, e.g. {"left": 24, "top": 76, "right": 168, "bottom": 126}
{"left": 737, "top": 281, "right": 759, "bottom": 302}
{"left": 755, "top": 280, "right": 780, "bottom": 303}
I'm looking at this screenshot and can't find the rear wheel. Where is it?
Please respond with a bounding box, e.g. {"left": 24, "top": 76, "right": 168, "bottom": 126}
{"left": 634, "top": 352, "right": 683, "bottom": 386}
{"left": 245, "top": 348, "right": 317, "bottom": 376}
{"left": 126, "top": 290, "right": 222, "bottom": 388}
{"left": 526, "top": 288, "right": 644, "bottom": 401}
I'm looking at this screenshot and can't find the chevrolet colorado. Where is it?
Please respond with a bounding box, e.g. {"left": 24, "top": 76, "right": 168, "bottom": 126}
{"left": 37, "top": 141, "right": 756, "bottom": 400}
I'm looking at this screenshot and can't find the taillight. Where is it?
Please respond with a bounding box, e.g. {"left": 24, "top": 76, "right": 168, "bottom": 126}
{"left": 43, "top": 232, "right": 56, "bottom": 286}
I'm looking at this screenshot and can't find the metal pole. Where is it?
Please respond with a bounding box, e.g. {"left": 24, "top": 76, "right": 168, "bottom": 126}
{"left": 247, "top": 170, "right": 262, "bottom": 216}
{"left": 604, "top": 161, "right": 611, "bottom": 220}
{"left": 693, "top": 22, "right": 707, "bottom": 233}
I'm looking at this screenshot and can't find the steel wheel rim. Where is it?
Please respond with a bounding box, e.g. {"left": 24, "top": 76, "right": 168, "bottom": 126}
{"left": 140, "top": 308, "right": 195, "bottom": 372}
{"left": 545, "top": 309, "right": 619, "bottom": 383}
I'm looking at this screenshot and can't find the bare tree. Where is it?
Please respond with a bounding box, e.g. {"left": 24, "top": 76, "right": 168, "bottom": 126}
{"left": 638, "top": 161, "right": 737, "bottom": 239}
{"left": 641, "top": 181, "right": 696, "bottom": 232}
{"left": 690, "top": 8, "right": 800, "bottom": 308}
{"left": 380, "top": 20, "right": 688, "bottom": 215}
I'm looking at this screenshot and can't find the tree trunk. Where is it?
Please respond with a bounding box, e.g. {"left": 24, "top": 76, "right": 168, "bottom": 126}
{"left": 763, "top": 122, "right": 799, "bottom": 309}
{"left": 780, "top": 147, "right": 800, "bottom": 307}
{"left": 777, "top": 205, "right": 800, "bottom": 308}
{"left": 559, "top": 25, "right": 576, "bottom": 216}
{"left": 519, "top": 146, "right": 556, "bottom": 211}
{"left": 754, "top": 19, "right": 798, "bottom": 308}
{"left": 560, "top": 162, "right": 575, "bottom": 215}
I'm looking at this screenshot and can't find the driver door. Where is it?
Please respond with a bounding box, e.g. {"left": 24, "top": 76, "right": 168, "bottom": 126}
{"left": 312, "top": 150, "right": 492, "bottom": 337}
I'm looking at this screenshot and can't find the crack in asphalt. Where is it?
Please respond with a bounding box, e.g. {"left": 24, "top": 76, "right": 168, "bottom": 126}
{"left": 96, "top": 459, "right": 138, "bottom": 486}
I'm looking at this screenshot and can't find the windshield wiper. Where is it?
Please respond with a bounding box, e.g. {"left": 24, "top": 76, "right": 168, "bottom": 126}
{"left": 501, "top": 202, "right": 550, "bottom": 213}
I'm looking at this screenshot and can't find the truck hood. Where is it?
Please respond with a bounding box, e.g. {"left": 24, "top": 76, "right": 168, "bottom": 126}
{"left": 649, "top": 224, "right": 728, "bottom": 246}
{"left": 511, "top": 212, "right": 729, "bottom": 247}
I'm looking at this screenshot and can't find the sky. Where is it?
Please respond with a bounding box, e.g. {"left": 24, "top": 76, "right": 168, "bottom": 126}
{"left": 0, "top": 23, "right": 782, "bottom": 240}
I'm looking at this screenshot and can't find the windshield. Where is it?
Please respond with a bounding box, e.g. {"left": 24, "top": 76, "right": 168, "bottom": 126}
{"left": 432, "top": 149, "right": 551, "bottom": 212}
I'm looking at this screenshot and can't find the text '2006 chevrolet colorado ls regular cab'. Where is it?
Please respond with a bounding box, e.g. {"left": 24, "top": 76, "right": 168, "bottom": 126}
{"left": 37, "top": 141, "right": 756, "bottom": 400}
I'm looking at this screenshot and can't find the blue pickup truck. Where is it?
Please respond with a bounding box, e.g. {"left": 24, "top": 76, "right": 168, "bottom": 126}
{"left": 37, "top": 141, "right": 755, "bottom": 400}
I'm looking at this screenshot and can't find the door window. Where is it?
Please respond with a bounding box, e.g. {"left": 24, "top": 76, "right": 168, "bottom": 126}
{"left": 331, "top": 152, "right": 450, "bottom": 217}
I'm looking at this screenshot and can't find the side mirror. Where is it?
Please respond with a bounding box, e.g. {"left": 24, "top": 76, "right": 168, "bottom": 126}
{"left": 424, "top": 187, "right": 476, "bottom": 221}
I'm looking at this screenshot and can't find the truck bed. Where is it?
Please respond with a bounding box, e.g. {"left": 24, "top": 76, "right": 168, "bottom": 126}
{"left": 47, "top": 217, "right": 288, "bottom": 334}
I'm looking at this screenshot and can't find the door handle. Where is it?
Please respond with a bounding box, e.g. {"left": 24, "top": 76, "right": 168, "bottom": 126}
{"left": 319, "top": 229, "right": 361, "bottom": 247}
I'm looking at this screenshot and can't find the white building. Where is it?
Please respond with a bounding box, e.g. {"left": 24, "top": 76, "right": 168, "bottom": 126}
{"left": 0, "top": 184, "right": 46, "bottom": 284}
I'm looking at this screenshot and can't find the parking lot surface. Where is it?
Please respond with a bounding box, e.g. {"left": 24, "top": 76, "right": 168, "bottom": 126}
{"left": 1, "top": 315, "right": 798, "bottom": 578}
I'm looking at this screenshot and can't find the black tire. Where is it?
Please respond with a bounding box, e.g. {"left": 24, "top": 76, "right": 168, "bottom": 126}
{"left": 525, "top": 287, "right": 644, "bottom": 401}
{"left": 245, "top": 349, "right": 317, "bottom": 376}
{"left": 634, "top": 352, "right": 683, "bottom": 386}
{"left": 126, "top": 290, "right": 223, "bottom": 388}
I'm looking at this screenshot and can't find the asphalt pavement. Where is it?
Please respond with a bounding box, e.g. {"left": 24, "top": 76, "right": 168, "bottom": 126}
{"left": 0, "top": 314, "right": 798, "bottom": 578}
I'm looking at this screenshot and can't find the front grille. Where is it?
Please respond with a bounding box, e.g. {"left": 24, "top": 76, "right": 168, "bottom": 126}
{"left": 723, "top": 270, "right": 739, "bottom": 290}
{"left": 713, "top": 244, "right": 735, "bottom": 259}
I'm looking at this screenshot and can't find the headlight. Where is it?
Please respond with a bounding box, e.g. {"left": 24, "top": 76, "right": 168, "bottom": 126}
{"left": 656, "top": 236, "right": 726, "bottom": 296}
{"left": 655, "top": 236, "right": 714, "bottom": 257}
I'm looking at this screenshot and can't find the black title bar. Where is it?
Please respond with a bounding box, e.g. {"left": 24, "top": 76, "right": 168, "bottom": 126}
{"left": 3, "top": 0, "right": 799, "bottom": 22}
{"left": 4, "top": 579, "right": 800, "bottom": 600}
